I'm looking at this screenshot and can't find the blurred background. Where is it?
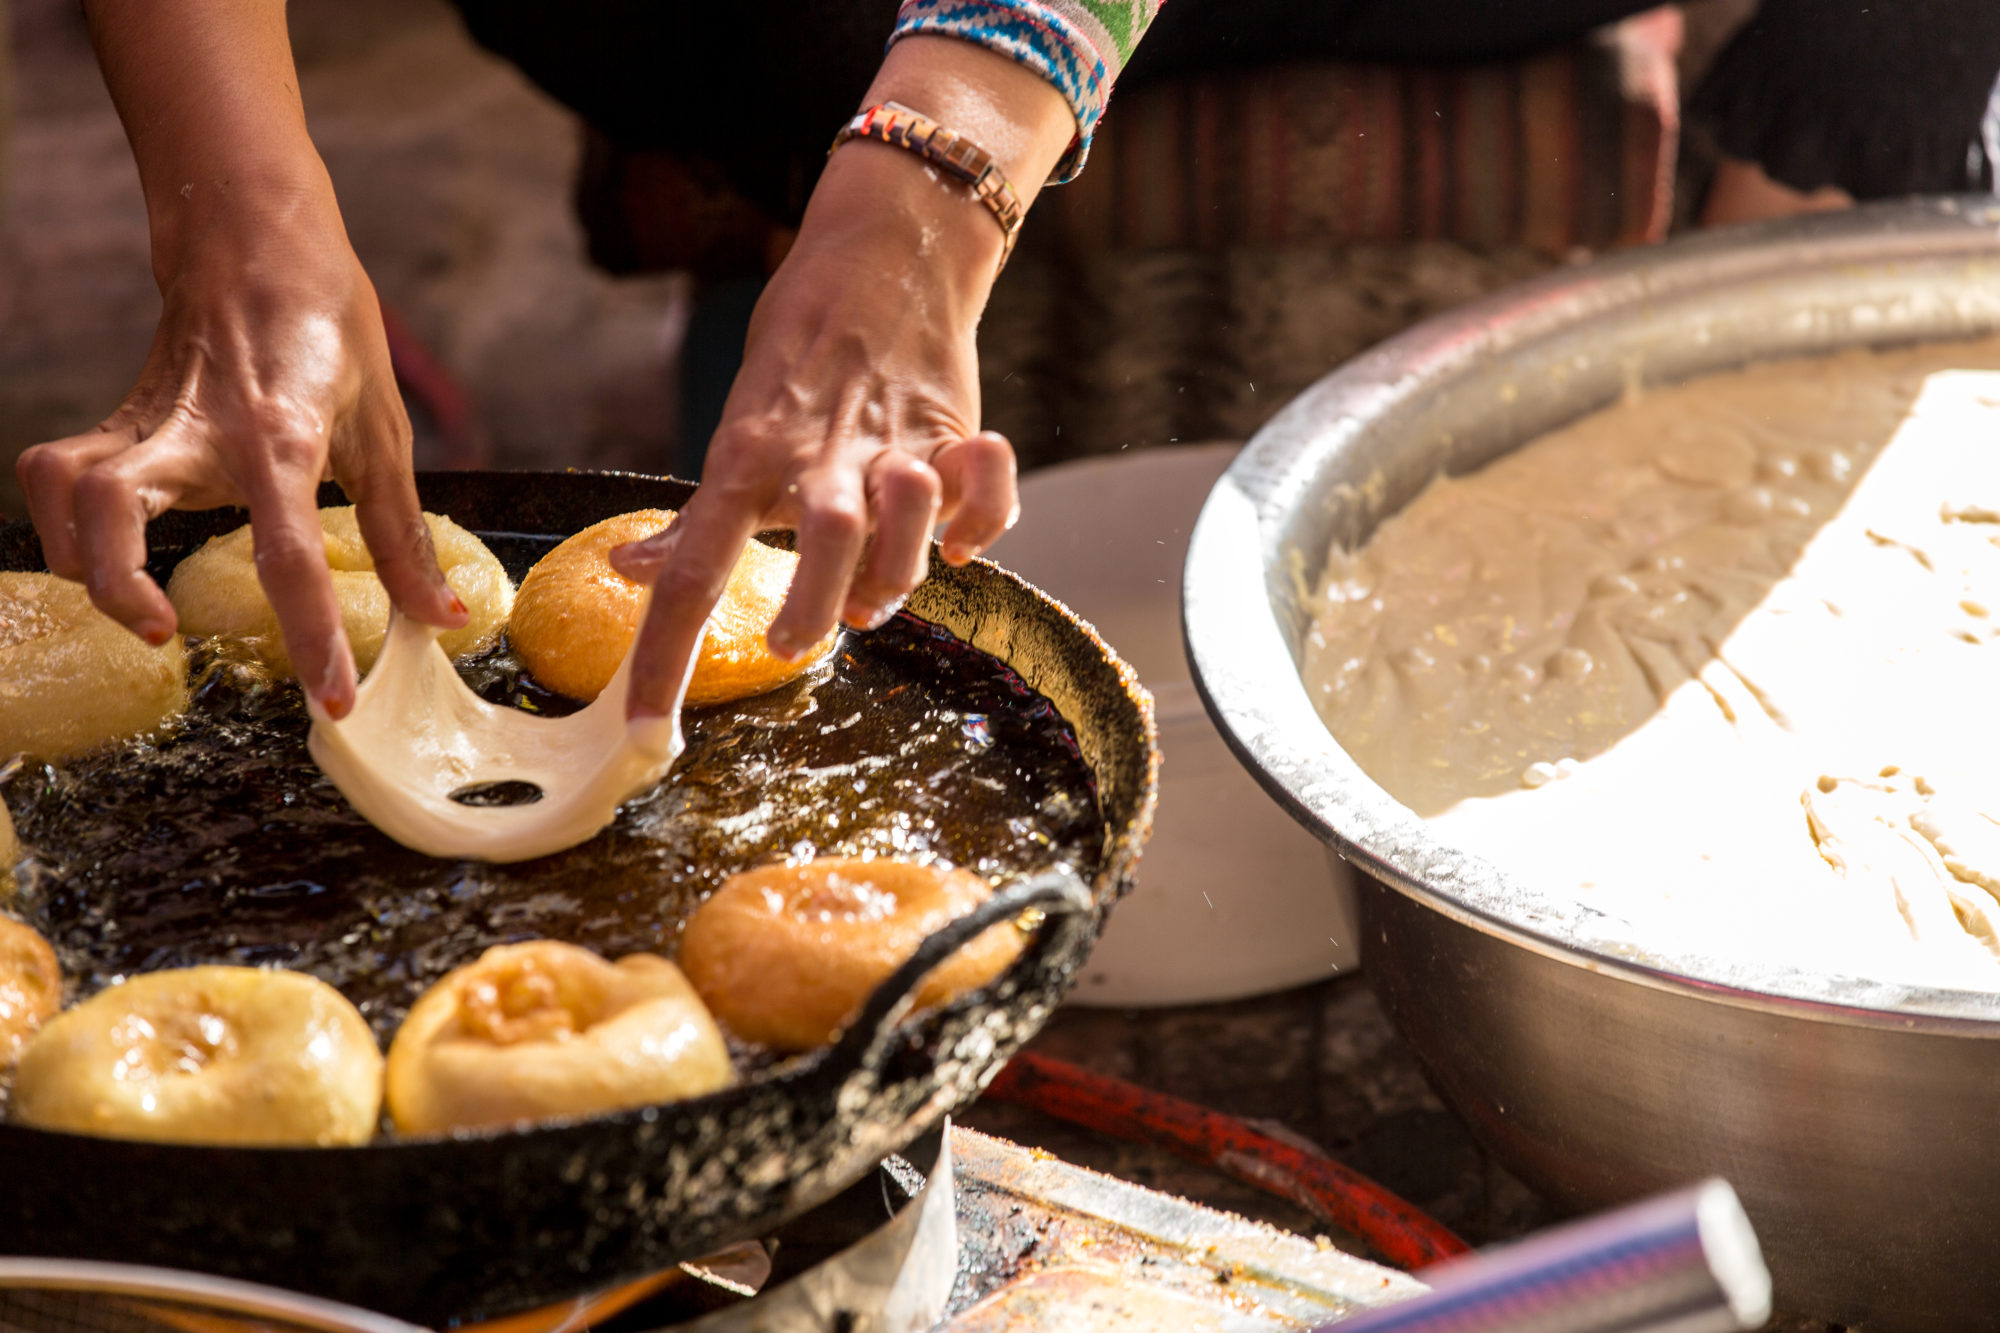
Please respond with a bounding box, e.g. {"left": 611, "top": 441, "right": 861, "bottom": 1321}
{"left": 0, "top": 0, "right": 690, "bottom": 516}
{"left": 0, "top": 0, "right": 1752, "bottom": 515}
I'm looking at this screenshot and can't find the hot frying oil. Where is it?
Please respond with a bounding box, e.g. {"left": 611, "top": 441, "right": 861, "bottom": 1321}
{"left": 3, "top": 612, "right": 1104, "bottom": 1043}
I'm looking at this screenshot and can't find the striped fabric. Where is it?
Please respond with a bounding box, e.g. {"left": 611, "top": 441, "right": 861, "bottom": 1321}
{"left": 1040, "top": 24, "right": 1679, "bottom": 257}
{"left": 890, "top": 0, "right": 1165, "bottom": 181}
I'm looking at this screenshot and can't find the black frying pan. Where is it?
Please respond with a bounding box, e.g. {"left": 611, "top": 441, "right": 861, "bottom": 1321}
{"left": 0, "top": 471, "right": 1158, "bottom": 1324}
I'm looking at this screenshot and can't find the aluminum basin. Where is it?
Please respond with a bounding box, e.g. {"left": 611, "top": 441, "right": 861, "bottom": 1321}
{"left": 1182, "top": 198, "right": 2000, "bottom": 1331}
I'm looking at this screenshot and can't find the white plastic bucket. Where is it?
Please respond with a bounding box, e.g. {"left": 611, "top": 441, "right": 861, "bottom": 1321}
{"left": 986, "top": 444, "right": 1359, "bottom": 1006}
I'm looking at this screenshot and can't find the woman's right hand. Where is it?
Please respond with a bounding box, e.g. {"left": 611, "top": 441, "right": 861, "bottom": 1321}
{"left": 16, "top": 182, "right": 465, "bottom": 718}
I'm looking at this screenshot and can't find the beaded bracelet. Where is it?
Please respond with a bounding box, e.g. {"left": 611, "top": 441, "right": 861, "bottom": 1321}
{"left": 830, "top": 101, "right": 1027, "bottom": 272}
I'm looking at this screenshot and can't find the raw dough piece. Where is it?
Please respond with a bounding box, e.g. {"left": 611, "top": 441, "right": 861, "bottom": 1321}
{"left": 167, "top": 506, "right": 513, "bottom": 675}
{"left": 12, "top": 966, "right": 382, "bottom": 1145}
{"left": 307, "top": 602, "right": 692, "bottom": 863}
{"left": 386, "top": 941, "right": 733, "bottom": 1134}
{"left": 0, "top": 572, "right": 187, "bottom": 760}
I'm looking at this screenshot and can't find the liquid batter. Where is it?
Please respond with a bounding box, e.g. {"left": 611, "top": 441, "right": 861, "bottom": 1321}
{"left": 1303, "top": 336, "right": 2000, "bottom": 987}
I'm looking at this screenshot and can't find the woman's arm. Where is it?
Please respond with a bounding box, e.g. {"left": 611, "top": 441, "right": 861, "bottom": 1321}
{"left": 16, "top": 0, "right": 463, "bottom": 718}
{"left": 890, "top": 0, "right": 1167, "bottom": 182}
{"left": 613, "top": 35, "right": 1084, "bottom": 716}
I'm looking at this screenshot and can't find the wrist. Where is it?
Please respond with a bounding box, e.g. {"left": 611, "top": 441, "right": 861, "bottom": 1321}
{"left": 802, "top": 141, "right": 1006, "bottom": 317}
{"left": 861, "top": 36, "right": 1075, "bottom": 205}
{"left": 145, "top": 158, "right": 348, "bottom": 291}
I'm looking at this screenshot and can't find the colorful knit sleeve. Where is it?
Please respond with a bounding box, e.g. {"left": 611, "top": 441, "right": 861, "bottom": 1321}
{"left": 889, "top": 0, "right": 1164, "bottom": 183}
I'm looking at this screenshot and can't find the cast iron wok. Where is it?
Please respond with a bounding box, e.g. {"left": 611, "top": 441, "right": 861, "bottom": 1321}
{"left": 0, "top": 469, "right": 1158, "bottom": 1324}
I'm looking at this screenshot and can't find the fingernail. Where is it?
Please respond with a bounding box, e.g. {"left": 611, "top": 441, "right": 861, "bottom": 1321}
{"left": 943, "top": 543, "right": 975, "bottom": 566}
{"left": 143, "top": 624, "right": 174, "bottom": 647}
{"left": 766, "top": 629, "right": 805, "bottom": 662}
{"left": 314, "top": 654, "right": 355, "bottom": 721}
{"left": 448, "top": 595, "right": 467, "bottom": 618}
{"left": 861, "top": 597, "right": 905, "bottom": 631}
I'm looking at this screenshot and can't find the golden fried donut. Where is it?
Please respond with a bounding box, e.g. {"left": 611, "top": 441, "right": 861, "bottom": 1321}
{"left": 12, "top": 966, "right": 382, "bottom": 1146}
{"left": 679, "top": 859, "right": 1025, "bottom": 1052}
{"left": 0, "top": 917, "right": 60, "bottom": 1067}
{"left": 0, "top": 803, "right": 17, "bottom": 900}
{"left": 507, "top": 510, "right": 836, "bottom": 705}
{"left": 0, "top": 572, "right": 187, "bottom": 760}
{"left": 386, "top": 941, "right": 734, "bottom": 1134}
{"left": 165, "top": 506, "right": 512, "bottom": 675}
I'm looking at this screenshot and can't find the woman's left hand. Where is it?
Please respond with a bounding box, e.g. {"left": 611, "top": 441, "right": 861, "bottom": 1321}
{"left": 612, "top": 36, "right": 1076, "bottom": 718}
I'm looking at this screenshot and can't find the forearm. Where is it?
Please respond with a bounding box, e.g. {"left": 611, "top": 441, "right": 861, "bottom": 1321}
{"left": 83, "top": 0, "right": 335, "bottom": 284}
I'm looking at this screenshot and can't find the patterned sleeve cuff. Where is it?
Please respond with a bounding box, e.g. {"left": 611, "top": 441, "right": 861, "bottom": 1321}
{"left": 890, "top": 0, "right": 1159, "bottom": 183}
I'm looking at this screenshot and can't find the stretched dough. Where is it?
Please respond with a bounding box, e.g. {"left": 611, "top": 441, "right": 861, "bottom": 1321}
{"left": 307, "top": 604, "right": 692, "bottom": 863}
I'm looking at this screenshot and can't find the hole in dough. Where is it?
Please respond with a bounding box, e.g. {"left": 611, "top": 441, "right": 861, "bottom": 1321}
{"left": 450, "top": 780, "right": 546, "bottom": 808}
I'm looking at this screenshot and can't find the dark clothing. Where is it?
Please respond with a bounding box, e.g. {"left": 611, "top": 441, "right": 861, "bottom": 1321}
{"left": 452, "top": 0, "right": 2000, "bottom": 231}
{"left": 452, "top": 0, "right": 901, "bottom": 225}
{"left": 1691, "top": 0, "right": 2000, "bottom": 196}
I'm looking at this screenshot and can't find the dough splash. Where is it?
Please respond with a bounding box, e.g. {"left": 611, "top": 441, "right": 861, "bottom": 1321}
{"left": 308, "top": 605, "right": 692, "bottom": 864}
{"left": 1303, "top": 336, "right": 2000, "bottom": 988}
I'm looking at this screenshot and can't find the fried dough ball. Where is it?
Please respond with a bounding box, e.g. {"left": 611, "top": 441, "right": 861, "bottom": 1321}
{"left": 0, "top": 917, "right": 60, "bottom": 1067}
{"left": 0, "top": 803, "right": 17, "bottom": 901}
{"left": 507, "top": 510, "right": 837, "bottom": 705}
{"left": 165, "top": 506, "right": 513, "bottom": 676}
{"left": 12, "top": 967, "right": 382, "bottom": 1146}
{"left": 0, "top": 572, "right": 188, "bottom": 760}
{"left": 679, "top": 859, "right": 1025, "bottom": 1052}
{"left": 386, "top": 941, "right": 735, "bottom": 1135}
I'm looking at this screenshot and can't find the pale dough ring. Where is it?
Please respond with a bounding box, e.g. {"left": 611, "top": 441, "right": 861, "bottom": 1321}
{"left": 0, "top": 572, "right": 188, "bottom": 761}
{"left": 678, "top": 858, "right": 1026, "bottom": 1052}
{"left": 307, "top": 595, "right": 695, "bottom": 863}
{"left": 386, "top": 941, "right": 734, "bottom": 1134}
{"left": 166, "top": 506, "right": 513, "bottom": 676}
{"left": 507, "top": 510, "right": 837, "bottom": 706}
{"left": 11, "top": 965, "right": 382, "bottom": 1146}
{"left": 0, "top": 914, "right": 60, "bottom": 1067}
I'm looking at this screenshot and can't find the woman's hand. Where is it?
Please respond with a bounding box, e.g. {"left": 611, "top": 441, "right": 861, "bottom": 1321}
{"left": 17, "top": 190, "right": 464, "bottom": 716}
{"left": 18, "top": 0, "right": 462, "bottom": 717}
{"left": 615, "top": 36, "right": 1077, "bottom": 717}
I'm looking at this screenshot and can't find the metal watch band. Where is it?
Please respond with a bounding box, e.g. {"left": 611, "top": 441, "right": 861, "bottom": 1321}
{"left": 830, "top": 101, "right": 1027, "bottom": 272}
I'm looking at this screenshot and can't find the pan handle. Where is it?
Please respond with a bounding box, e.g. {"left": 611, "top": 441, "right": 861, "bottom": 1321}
{"left": 830, "top": 869, "right": 1095, "bottom": 1075}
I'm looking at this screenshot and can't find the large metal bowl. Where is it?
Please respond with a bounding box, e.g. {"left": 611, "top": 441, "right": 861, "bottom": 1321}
{"left": 1182, "top": 199, "right": 2000, "bottom": 1331}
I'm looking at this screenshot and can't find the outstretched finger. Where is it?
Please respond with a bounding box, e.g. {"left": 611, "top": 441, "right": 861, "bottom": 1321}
{"left": 626, "top": 495, "right": 757, "bottom": 719}
{"left": 241, "top": 449, "right": 356, "bottom": 718}
{"left": 606, "top": 513, "right": 680, "bottom": 585}
{"left": 342, "top": 406, "right": 466, "bottom": 630}
{"left": 844, "top": 452, "right": 940, "bottom": 629}
{"left": 768, "top": 466, "right": 868, "bottom": 658}
{"left": 66, "top": 429, "right": 202, "bottom": 643}
{"left": 933, "top": 430, "right": 1018, "bottom": 564}
{"left": 17, "top": 426, "right": 138, "bottom": 583}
